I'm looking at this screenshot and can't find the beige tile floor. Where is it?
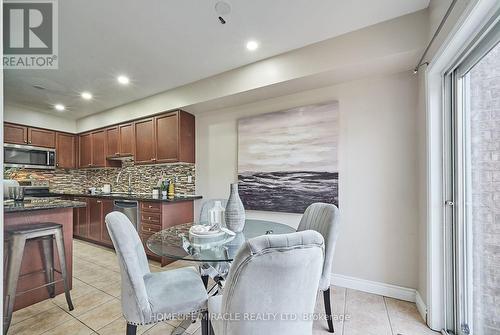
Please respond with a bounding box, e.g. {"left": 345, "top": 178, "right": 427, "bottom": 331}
{"left": 8, "top": 239, "right": 439, "bottom": 335}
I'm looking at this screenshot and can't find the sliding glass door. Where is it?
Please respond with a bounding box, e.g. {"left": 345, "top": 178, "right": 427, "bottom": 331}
{"left": 446, "top": 20, "right": 500, "bottom": 335}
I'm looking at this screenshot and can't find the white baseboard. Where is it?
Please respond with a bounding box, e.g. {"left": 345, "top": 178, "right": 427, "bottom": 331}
{"left": 331, "top": 273, "right": 416, "bottom": 302}
{"left": 415, "top": 291, "right": 427, "bottom": 322}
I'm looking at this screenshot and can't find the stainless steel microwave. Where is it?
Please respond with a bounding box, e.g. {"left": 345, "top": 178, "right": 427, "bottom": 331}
{"left": 4, "top": 144, "right": 56, "bottom": 169}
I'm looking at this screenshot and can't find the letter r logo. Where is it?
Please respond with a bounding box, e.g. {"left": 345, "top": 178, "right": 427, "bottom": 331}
{"left": 3, "top": 2, "right": 53, "bottom": 54}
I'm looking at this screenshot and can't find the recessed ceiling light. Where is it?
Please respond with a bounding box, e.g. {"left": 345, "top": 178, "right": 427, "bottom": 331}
{"left": 54, "top": 104, "right": 65, "bottom": 111}
{"left": 81, "top": 91, "right": 93, "bottom": 100}
{"left": 117, "top": 75, "right": 130, "bottom": 85}
{"left": 246, "top": 40, "right": 259, "bottom": 51}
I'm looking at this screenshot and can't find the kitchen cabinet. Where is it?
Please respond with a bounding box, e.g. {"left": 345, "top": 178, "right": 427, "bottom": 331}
{"left": 155, "top": 113, "right": 178, "bottom": 163}
{"left": 134, "top": 118, "right": 156, "bottom": 164}
{"left": 4, "top": 123, "right": 56, "bottom": 148}
{"left": 79, "top": 133, "right": 92, "bottom": 168}
{"left": 106, "top": 122, "right": 134, "bottom": 159}
{"left": 91, "top": 130, "right": 106, "bottom": 167}
{"left": 56, "top": 132, "right": 77, "bottom": 169}
{"left": 69, "top": 197, "right": 89, "bottom": 238}
{"left": 139, "top": 200, "right": 193, "bottom": 266}
{"left": 119, "top": 123, "right": 134, "bottom": 155}
{"left": 79, "top": 130, "right": 105, "bottom": 168}
{"left": 7, "top": 109, "right": 195, "bottom": 169}
{"left": 28, "top": 128, "right": 56, "bottom": 148}
{"left": 4, "top": 123, "right": 27, "bottom": 145}
{"left": 105, "top": 126, "right": 119, "bottom": 157}
{"left": 134, "top": 111, "right": 195, "bottom": 165}
{"left": 88, "top": 198, "right": 103, "bottom": 241}
{"left": 101, "top": 199, "right": 114, "bottom": 246}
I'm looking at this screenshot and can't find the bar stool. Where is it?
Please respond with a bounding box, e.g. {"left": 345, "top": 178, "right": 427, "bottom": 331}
{"left": 3, "top": 223, "right": 74, "bottom": 334}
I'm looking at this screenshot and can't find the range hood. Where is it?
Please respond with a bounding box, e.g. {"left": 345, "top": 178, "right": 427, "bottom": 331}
{"left": 106, "top": 154, "right": 134, "bottom": 161}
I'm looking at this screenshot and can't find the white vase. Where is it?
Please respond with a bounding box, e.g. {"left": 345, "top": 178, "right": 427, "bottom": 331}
{"left": 225, "top": 183, "right": 246, "bottom": 232}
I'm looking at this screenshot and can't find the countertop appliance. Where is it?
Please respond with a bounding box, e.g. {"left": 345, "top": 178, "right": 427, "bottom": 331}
{"left": 4, "top": 144, "right": 56, "bottom": 169}
{"left": 3, "top": 180, "right": 19, "bottom": 199}
{"left": 113, "top": 200, "right": 139, "bottom": 230}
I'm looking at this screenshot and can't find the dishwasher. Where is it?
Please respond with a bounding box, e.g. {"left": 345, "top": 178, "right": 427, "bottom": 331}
{"left": 113, "top": 200, "right": 139, "bottom": 230}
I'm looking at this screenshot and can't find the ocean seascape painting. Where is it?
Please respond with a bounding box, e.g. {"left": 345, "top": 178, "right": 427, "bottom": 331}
{"left": 237, "top": 102, "right": 339, "bottom": 213}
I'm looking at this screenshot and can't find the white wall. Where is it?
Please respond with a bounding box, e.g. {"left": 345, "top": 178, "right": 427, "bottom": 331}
{"left": 4, "top": 104, "right": 77, "bottom": 133}
{"left": 196, "top": 71, "right": 419, "bottom": 289}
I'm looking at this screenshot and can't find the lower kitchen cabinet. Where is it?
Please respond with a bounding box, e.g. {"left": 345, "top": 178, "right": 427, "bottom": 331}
{"left": 73, "top": 197, "right": 89, "bottom": 237}
{"left": 71, "top": 196, "right": 195, "bottom": 266}
{"left": 101, "top": 199, "right": 114, "bottom": 246}
{"left": 139, "top": 200, "right": 194, "bottom": 266}
{"left": 88, "top": 198, "right": 102, "bottom": 241}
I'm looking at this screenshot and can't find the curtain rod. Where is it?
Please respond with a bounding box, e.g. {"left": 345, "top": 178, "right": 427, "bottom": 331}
{"left": 414, "top": 0, "right": 459, "bottom": 73}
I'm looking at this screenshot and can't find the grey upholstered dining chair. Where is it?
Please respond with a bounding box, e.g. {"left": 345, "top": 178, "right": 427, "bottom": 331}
{"left": 208, "top": 230, "right": 325, "bottom": 335}
{"left": 105, "top": 212, "right": 209, "bottom": 335}
{"left": 199, "top": 199, "right": 228, "bottom": 223}
{"left": 297, "top": 203, "right": 341, "bottom": 333}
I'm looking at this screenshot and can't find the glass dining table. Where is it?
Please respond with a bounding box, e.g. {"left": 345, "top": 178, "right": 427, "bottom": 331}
{"left": 146, "top": 219, "right": 296, "bottom": 263}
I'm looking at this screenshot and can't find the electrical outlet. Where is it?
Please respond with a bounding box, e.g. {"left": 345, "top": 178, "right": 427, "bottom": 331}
{"left": 187, "top": 175, "right": 193, "bottom": 183}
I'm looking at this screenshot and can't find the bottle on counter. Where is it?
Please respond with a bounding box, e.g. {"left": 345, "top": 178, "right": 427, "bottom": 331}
{"left": 168, "top": 178, "right": 175, "bottom": 198}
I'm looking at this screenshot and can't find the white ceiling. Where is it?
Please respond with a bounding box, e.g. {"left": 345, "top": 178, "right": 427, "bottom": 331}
{"left": 4, "top": 0, "right": 430, "bottom": 119}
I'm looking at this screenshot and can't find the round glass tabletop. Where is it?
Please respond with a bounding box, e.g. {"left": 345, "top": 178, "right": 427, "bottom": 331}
{"left": 146, "top": 219, "right": 296, "bottom": 262}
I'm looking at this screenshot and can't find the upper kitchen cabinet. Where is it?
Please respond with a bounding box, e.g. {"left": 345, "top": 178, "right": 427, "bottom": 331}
{"left": 155, "top": 113, "right": 178, "bottom": 163}
{"left": 134, "top": 118, "right": 156, "bottom": 164}
{"left": 91, "top": 130, "right": 106, "bottom": 167}
{"left": 79, "top": 130, "right": 106, "bottom": 168}
{"left": 4, "top": 123, "right": 28, "bottom": 145}
{"left": 119, "top": 123, "right": 135, "bottom": 155}
{"left": 79, "top": 133, "right": 93, "bottom": 168}
{"left": 28, "top": 128, "right": 56, "bottom": 148}
{"left": 106, "top": 122, "right": 135, "bottom": 159}
{"left": 135, "top": 110, "right": 195, "bottom": 165}
{"left": 56, "top": 132, "right": 77, "bottom": 169}
{"left": 4, "top": 123, "right": 56, "bottom": 148}
{"left": 105, "top": 126, "right": 119, "bottom": 157}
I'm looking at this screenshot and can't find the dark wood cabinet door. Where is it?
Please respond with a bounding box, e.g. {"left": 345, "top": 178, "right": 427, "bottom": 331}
{"left": 79, "top": 133, "right": 92, "bottom": 168}
{"left": 101, "top": 199, "right": 114, "bottom": 245}
{"left": 88, "top": 198, "right": 102, "bottom": 241}
{"left": 91, "top": 130, "right": 106, "bottom": 167}
{"left": 119, "top": 123, "right": 134, "bottom": 155}
{"left": 155, "top": 113, "right": 179, "bottom": 163}
{"left": 28, "top": 128, "right": 56, "bottom": 148}
{"left": 4, "top": 124, "right": 28, "bottom": 145}
{"left": 106, "top": 126, "right": 119, "bottom": 158}
{"left": 56, "top": 133, "right": 76, "bottom": 169}
{"left": 134, "top": 118, "right": 155, "bottom": 164}
{"left": 76, "top": 198, "right": 89, "bottom": 237}
{"left": 179, "top": 111, "right": 195, "bottom": 163}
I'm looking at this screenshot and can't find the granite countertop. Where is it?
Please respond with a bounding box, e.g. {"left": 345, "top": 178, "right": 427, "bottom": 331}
{"left": 4, "top": 198, "right": 87, "bottom": 213}
{"left": 53, "top": 192, "right": 203, "bottom": 202}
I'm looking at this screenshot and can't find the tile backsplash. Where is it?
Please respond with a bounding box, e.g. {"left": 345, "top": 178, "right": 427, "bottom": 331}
{"left": 4, "top": 162, "right": 195, "bottom": 195}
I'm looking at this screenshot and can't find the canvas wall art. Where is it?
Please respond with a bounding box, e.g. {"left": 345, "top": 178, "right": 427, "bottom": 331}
{"left": 237, "top": 102, "right": 339, "bottom": 213}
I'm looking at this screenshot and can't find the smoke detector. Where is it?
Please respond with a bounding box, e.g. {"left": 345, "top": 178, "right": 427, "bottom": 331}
{"left": 215, "top": 1, "right": 231, "bottom": 24}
